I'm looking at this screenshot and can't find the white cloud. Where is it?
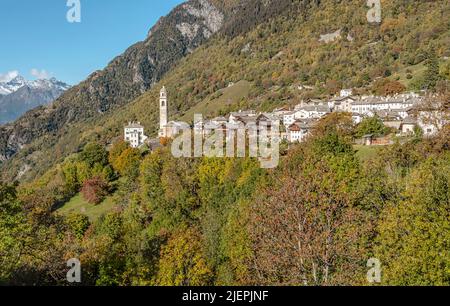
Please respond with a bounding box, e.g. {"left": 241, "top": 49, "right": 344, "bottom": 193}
{"left": 0, "top": 70, "right": 19, "bottom": 83}
{"left": 30, "top": 69, "right": 51, "bottom": 80}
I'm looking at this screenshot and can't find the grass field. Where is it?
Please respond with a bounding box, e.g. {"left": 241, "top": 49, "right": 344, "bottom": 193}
{"left": 57, "top": 193, "right": 117, "bottom": 222}
{"left": 390, "top": 62, "right": 427, "bottom": 89}
{"left": 180, "top": 80, "right": 252, "bottom": 121}
{"left": 354, "top": 145, "right": 383, "bottom": 162}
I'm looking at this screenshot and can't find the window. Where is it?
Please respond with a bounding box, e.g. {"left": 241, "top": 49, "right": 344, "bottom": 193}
{"left": 161, "top": 101, "right": 165, "bottom": 107}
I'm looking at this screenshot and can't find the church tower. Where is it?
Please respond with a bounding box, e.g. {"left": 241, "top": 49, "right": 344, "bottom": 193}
{"left": 160, "top": 86, "right": 168, "bottom": 132}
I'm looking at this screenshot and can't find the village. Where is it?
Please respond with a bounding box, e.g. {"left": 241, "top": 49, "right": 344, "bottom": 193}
{"left": 124, "top": 86, "right": 446, "bottom": 149}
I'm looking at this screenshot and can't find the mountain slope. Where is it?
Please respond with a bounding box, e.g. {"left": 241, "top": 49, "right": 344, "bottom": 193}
{"left": 0, "top": 77, "right": 70, "bottom": 124}
{"left": 1, "top": 0, "right": 449, "bottom": 181}
{"left": 0, "top": 0, "right": 236, "bottom": 165}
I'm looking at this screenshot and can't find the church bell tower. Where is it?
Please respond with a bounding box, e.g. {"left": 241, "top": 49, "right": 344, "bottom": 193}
{"left": 160, "top": 86, "right": 168, "bottom": 132}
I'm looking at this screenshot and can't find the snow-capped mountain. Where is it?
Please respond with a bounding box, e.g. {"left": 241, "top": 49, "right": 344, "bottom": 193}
{"left": 0, "top": 76, "right": 70, "bottom": 95}
{"left": 0, "top": 75, "right": 71, "bottom": 124}
{"left": 0, "top": 75, "right": 27, "bottom": 95}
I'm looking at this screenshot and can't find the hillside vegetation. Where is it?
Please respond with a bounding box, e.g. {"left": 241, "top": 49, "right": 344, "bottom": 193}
{"left": 1, "top": 0, "right": 449, "bottom": 181}
{"left": 1, "top": 114, "right": 449, "bottom": 285}
{"left": 1, "top": 1, "right": 450, "bottom": 286}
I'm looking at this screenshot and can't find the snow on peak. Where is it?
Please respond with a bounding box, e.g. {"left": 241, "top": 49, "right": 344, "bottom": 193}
{"left": 0, "top": 75, "right": 70, "bottom": 95}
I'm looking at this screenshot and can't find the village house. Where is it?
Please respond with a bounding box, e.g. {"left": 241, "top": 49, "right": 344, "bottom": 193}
{"left": 272, "top": 106, "right": 291, "bottom": 117}
{"left": 351, "top": 95, "right": 421, "bottom": 115}
{"left": 330, "top": 96, "right": 357, "bottom": 112}
{"left": 400, "top": 117, "right": 417, "bottom": 135}
{"left": 287, "top": 120, "right": 314, "bottom": 143}
{"left": 294, "top": 105, "right": 331, "bottom": 120}
{"left": 352, "top": 113, "right": 365, "bottom": 125}
{"left": 229, "top": 110, "right": 257, "bottom": 124}
{"left": 417, "top": 110, "right": 445, "bottom": 137}
{"left": 340, "top": 88, "right": 353, "bottom": 97}
{"left": 282, "top": 111, "right": 297, "bottom": 127}
{"left": 124, "top": 122, "right": 148, "bottom": 148}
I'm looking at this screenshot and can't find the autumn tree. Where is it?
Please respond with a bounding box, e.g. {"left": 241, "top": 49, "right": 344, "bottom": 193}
{"left": 372, "top": 79, "right": 406, "bottom": 96}
{"left": 156, "top": 227, "right": 213, "bottom": 286}
{"left": 81, "top": 176, "right": 110, "bottom": 205}
{"left": 108, "top": 140, "right": 129, "bottom": 170}
{"left": 248, "top": 135, "right": 370, "bottom": 286}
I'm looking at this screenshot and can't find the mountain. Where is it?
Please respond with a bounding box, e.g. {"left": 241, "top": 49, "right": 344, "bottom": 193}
{"left": 0, "top": 75, "right": 27, "bottom": 96}
{"left": 1, "top": 0, "right": 449, "bottom": 181}
{"left": 0, "top": 76, "right": 71, "bottom": 125}
{"left": 0, "top": 0, "right": 237, "bottom": 175}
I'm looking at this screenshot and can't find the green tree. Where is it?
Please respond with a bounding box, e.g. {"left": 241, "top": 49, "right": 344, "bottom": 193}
{"left": 355, "top": 116, "right": 390, "bottom": 138}
{"left": 375, "top": 157, "right": 450, "bottom": 285}
{"left": 156, "top": 227, "right": 213, "bottom": 286}
{"left": 65, "top": 214, "right": 90, "bottom": 240}
{"left": 80, "top": 142, "right": 109, "bottom": 168}
{"left": 423, "top": 48, "right": 442, "bottom": 90}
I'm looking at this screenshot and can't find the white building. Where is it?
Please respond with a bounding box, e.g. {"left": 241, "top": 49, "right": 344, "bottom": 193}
{"left": 331, "top": 96, "right": 357, "bottom": 112}
{"left": 400, "top": 117, "right": 417, "bottom": 135}
{"left": 417, "top": 110, "right": 445, "bottom": 137}
{"left": 340, "top": 89, "right": 353, "bottom": 97}
{"left": 124, "top": 122, "right": 148, "bottom": 148}
{"left": 294, "top": 105, "right": 330, "bottom": 120}
{"left": 351, "top": 96, "right": 422, "bottom": 115}
{"left": 352, "top": 113, "right": 365, "bottom": 125}
{"left": 283, "top": 111, "right": 297, "bottom": 127}
{"left": 287, "top": 120, "right": 314, "bottom": 143}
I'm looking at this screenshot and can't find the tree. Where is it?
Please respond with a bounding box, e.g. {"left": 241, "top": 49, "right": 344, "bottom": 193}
{"left": 383, "top": 81, "right": 406, "bottom": 96}
{"left": 80, "top": 142, "right": 109, "bottom": 167}
{"left": 422, "top": 47, "right": 441, "bottom": 91}
{"left": 248, "top": 135, "right": 370, "bottom": 286}
{"left": 355, "top": 116, "right": 390, "bottom": 138}
{"left": 375, "top": 157, "right": 450, "bottom": 285}
{"left": 109, "top": 140, "right": 129, "bottom": 170}
{"left": 81, "top": 176, "right": 109, "bottom": 205}
{"left": 156, "top": 227, "right": 213, "bottom": 286}
{"left": 112, "top": 148, "right": 141, "bottom": 178}
{"left": 372, "top": 79, "right": 406, "bottom": 96}
{"left": 65, "top": 214, "right": 90, "bottom": 240}
{"left": 440, "top": 61, "right": 450, "bottom": 80}
{"left": 325, "top": 79, "right": 342, "bottom": 96}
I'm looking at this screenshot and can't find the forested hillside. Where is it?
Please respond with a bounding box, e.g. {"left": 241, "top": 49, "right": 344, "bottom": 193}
{"left": 1, "top": 0, "right": 448, "bottom": 181}
{"left": 1, "top": 0, "right": 450, "bottom": 286}
{"left": 1, "top": 114, "right": 449, "bottom": 285}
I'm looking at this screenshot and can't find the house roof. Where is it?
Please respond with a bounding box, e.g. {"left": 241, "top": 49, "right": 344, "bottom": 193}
{"left": 125, "top": 122, "right": 144, "bottom": 129}
{"left": 296, "top": 105, "right": 330, "bottom": 113}
{"left": 330, "top": 96, "right": 357, "bottom": 102}
{"left": 288, "top": 119, "right": 315, "bottom": 130}
{"left": 402, "top": 116, "right": 417, "bottom": 125}
{"left": 230, "top": 110, "right": 256, "bottom": 117}
{"left": 212, "top": 116, "right": 228, "bottom": 122}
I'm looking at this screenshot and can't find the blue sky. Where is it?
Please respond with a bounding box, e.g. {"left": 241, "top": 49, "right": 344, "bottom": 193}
{"left": 0, "top": 0, "right": 185, "bottom": 85}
